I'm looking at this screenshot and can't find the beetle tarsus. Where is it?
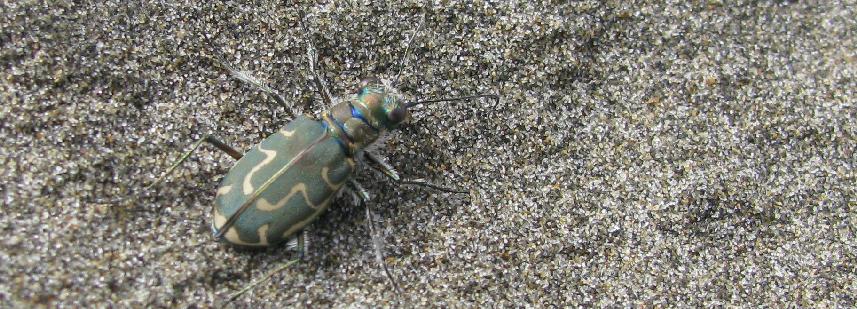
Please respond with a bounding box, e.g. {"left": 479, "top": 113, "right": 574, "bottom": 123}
{"left": 401, "top": 178, "right": 468, "bottom": 194}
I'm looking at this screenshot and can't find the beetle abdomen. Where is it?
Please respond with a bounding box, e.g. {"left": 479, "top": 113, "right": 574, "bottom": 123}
{"left": 212, "top": 116, "right": 355, "bottom": 247}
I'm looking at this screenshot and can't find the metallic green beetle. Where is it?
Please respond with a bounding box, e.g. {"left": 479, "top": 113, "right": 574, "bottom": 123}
{"left": 140, "top": 50, "right": 497, "bottom": 302}
{"left": 212, "top": 79, "right": 408, "bottom": 247}
{"left": 145, "top": 45, "right": 496, "bottom": 250}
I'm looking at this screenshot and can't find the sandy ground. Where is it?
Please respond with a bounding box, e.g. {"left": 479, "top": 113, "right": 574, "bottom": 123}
{"left": 1, "top": 1, "right": 855, "bottom": 307}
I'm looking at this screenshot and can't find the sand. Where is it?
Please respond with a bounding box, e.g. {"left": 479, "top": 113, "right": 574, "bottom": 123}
{"left": 1, "top": 1, "right": 854, "bottom": 307}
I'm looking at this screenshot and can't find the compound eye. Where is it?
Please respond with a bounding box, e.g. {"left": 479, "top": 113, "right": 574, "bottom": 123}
{"left": 388, "top": 105, "right": 407, "bottom": 124}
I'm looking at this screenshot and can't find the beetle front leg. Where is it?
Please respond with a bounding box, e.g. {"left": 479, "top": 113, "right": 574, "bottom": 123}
{"left": 363, "top": 151, "right": 468, "bottom": 194}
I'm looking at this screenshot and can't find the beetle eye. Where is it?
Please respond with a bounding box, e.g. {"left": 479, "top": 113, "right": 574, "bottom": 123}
{"left": 388, "top": 106, "right": 406, "bottom": 123}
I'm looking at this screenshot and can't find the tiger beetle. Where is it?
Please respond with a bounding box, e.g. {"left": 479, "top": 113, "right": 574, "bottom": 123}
{"left": 145, "top": 16, "right": 498, "bottom": 302}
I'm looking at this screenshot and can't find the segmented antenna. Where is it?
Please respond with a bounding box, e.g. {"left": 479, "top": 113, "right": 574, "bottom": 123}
{"left": 406, "top": 94, "right": 499, "bottom": 109}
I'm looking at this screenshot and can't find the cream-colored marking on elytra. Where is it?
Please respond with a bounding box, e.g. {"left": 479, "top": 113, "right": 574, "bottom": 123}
{"left": 224, "top": 224, "right": 270, "bottom": 246}
{"left": 243, "top": 146, "right": 277, "bottom": 194}
{"left": 213, "top": 207, "right": 228, "bottom": 230}
{"left": 323, "top": 158, "right": 355, "bottom": 188}
{"left": 217, "top": 134, "right": 328, "bottom": 238}
{"left": 321, "top": 166, "right": 347, "bottom": 189}
{"left": 281, "top": 200, "right": 332, "bottom": 238}
{"left": 280, "top": 128, "right": 295, "bottom": 137}
{"left": 256, "top": 182, "right": 339, "bottom": 211}
{"left": 320, "top": 159, "right": 355, "bottom": 189}
{"left": 216, "top": 185, "right": 233, "bottom": 197}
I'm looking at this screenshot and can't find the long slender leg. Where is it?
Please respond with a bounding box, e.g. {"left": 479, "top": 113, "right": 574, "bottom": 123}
{"left": 306, "top": 42, "right": 334, "bottom": 107}
{"left": 145, "top": 135, "right": 243, "bottom": 190}
{"left": 202, "top": 34, "right": 299, "bottom": 118}
{"left": 226, "top": 231, "right": 306, "bottom": 304}
{"left": 349, "top": 179, "right": 404, "bottom": 297}
{"left": 394, "top": 14, "right": 425, "bottom": 85}
{"left": 363, "top": 152, "right": 468, "bottom": 194}
{"left": 226, "top": 258, "right": 300, "bottom": 304}
{"left": 298, "top": 15, "right": 335, "bottom": 107}
{"left": 92, "top": 135, "right": 243, "bottom": 205}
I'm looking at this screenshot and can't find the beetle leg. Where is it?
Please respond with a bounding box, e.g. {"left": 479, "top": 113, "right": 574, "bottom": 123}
{"left": 363, "top": 151, "right": 400, "bottom": 181}
{"left": 226, "top": 257, "right": 300, "bottom": 304}
{"left": 145, "top": 135, "right": 243, "bottom": 191}
{"left": 306, "top": 39, "right": 334, "bottom": 107}
{"left": 216, "top": 56, "right": 291, "bottom": 113}
{"left": 286, "top": 229, "right": 310, "bottom": 259}
{"left": 299, "top": 15, "right": 334, "bottom": 108}
{"left": 201, "top": 34, "right": 297, "bottom": 118}
{"left": 363, "top": 151, "right": 468, "bottom": 194}
{"left": 227, "top": 230, "right": 309, "bottom": 304}
{"left": 348, "top": 179, "right": 404, "bottom": 297}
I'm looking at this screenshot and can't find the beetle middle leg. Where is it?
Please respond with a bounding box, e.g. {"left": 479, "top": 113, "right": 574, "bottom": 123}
{"left": 295, "top": 9, "right": 334, "bottom": 107}
{"left": 201, "top": 33, "right": 298, "bottom": 120}
{"left": 305, "top": 39, "right": 333, "bottom": 107}
{"left": 348, "top": 179, "right": 405, "bottom": 297}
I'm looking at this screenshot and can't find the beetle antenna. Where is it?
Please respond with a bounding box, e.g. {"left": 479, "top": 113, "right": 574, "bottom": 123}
{"left": 406, "top": 94, "right": 499, "bottom": 109}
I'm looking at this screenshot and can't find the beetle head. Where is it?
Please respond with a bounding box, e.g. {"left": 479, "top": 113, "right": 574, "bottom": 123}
{"left": 354, "top": 76, "right": 409, "bottom": 130}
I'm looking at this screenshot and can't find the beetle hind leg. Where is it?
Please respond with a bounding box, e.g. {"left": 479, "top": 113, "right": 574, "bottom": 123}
{"left": 225, "top": 230, "right": 309, "bottom": 304}
{"left": 226, "top": 256, "right": 300, "bottom": 304}
{"left": 145, "top": 135, "right": 242, "bottom": 191}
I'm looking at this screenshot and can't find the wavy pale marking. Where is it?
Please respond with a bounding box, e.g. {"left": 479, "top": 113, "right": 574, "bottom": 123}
{"left": 216, "top": 185, "right": 232, "bottom": 197}
{"left": 281, "top": 201, "right": 331, "bottom": 239}
{"left": 243, "top": 146, "right": 277, "bottom": 195}
{"left": 320, "top": 167, "right": 340, "bottom": 189}
{"left": 280, "top": 128, "right": 295, "bottom": 137}
{"left": 225, "top": 224, "right": 270, "bottom": 246}
{"left": 213, "top": 207, "right": 228, "bottom": 230}
{"left": 256, "top": 182, "right": 336, "bottom": 211}
{"left": 213, "top": 207, "right": 270, "bottom": 246}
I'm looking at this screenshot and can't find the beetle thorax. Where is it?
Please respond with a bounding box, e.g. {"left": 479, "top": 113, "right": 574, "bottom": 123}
{"left": 322, "top": 79, "right": 409, "bottom": 156}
